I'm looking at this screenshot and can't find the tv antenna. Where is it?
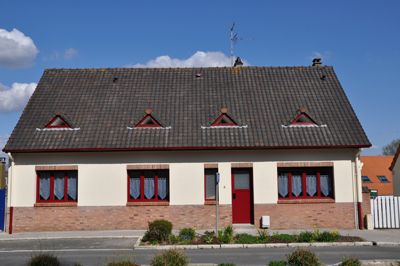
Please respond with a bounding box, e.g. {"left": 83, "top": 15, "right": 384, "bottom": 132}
{"left": 229, "top": 23, "right": 252, "bottom": 65}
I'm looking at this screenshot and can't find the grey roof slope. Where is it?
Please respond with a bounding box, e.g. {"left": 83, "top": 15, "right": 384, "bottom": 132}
{"left": 3, "top": 66, "right": 371, "bottom": 152}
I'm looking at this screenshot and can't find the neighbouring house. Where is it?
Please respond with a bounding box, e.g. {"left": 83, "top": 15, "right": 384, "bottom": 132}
{"left": 3, "top": 63, "right": 372, "bottom": 233}
{"left": 361, "top": 156, "right": 394, "bottom": 197}
{"left": 390, "top": 146, "right": 400, "bottom": 196}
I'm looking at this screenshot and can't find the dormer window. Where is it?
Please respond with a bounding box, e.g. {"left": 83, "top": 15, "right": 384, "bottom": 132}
{"left": 135, "top": 109, "right": 163, "bottom": 128}
{"left": 289, "top": 107, "right": 318, "bottom": 126}
{"left": 45, "top": 115, "right": 71, "bottom": 129}
{"left": 211, "top": 107, "right": 238, "bottom": 127}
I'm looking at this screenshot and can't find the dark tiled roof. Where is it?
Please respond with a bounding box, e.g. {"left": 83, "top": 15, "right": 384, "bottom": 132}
{"left": 3, "top": 66, "right": 371, "bottom": 152}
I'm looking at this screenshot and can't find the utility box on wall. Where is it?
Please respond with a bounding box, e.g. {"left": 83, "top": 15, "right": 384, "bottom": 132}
{"left": 261, "top": 215, "right": 270, "bottom": 228}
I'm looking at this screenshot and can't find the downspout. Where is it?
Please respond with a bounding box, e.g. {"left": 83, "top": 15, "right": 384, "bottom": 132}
{"left": 7, "top": 152, "right": 13, "bottom": 234}
{"left": 354, "top": 150, "right": 363, "bottom": 229}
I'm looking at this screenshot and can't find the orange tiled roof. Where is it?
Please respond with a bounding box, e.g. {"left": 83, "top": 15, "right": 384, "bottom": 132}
{"left": 361, "top": 156, "right": 394, "bottom": 195}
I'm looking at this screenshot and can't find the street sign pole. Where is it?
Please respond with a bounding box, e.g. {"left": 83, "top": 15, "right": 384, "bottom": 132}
{"left": 215, "top": 172, "right": 220, "bottom": 234}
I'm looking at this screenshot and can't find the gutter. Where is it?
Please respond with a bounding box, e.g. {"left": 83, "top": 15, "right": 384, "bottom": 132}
{"left": 7, "top": 152, "right": 13, "bottom": 234}
{"left": 354, "top": 150, "right": 363, "bottom": 229}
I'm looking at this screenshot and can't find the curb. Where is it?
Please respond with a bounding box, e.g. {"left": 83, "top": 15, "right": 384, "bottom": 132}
{"left": 134, "top": 241, "right": 379, "bottom": 250}
{"left": 374, "top": 241, "right": 400, "bottom": 246}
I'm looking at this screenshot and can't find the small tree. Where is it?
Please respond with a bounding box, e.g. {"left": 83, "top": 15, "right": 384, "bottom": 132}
{"left": 382, "top": 138, "right": 400, "bottom": 155}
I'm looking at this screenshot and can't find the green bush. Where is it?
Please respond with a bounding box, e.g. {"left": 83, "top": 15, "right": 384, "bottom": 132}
{"left": 143, "top": 219, "right": 173, "bottom": 243}
{"left": 179, "top": 228, "right": 196, "bottom": 242}
{"left": 202, "top": 231, "right": 215, "bottom": 244}
{"left": 257, "top": 229, "right": 269, "bottom": 243}
{"left": 287, "top": 248, "right": 321, "bottom": 266}
{"left": 218, "top": 264, "right": 236, "bottom": 266}
{"left": 169, "top": 234, "right": 180, "bottom": 244}
{"left": 150, "top": 249, "right": 188, "bottom": 266}
{"left": 107, "top": 261, "right": 139, "bottom": 266}
{"left": 28, "top": 254, "right": 61, "bottom": 266}
{"left": 297, "top": 231, "right": 315, "bottom": 243}
{"left": 317, "top": 231, "right": 340, "bottom": 242}
{"left": 270, "top": 233, "right": 297, "bottom": 243}
{"left": 220, "top": 225, "right": 234, "bottom": 244}
{"left": 235, "top": 233, "right": 259, "bottom": 244}
{"left": 268, "top": 260, "right": 287, "bottom": 266}
{"left": 340, "top": 257, "right": 361, "bottom": 266}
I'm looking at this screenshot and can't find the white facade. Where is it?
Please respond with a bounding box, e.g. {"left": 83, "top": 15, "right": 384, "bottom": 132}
{"left": 8, "top": 148, "right": 362, "bottom": 208}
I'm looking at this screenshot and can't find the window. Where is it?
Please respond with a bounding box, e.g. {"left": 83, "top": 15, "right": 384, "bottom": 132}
{"left": 45, "top": 115, "right": 71, "bottom": 128}
{"left": 211, "top": 113, "right": 238, "bottom": 127}
{"left": 128, "top": 170, "right": 169, "bottom": 202}
{"left": 278, "top": 167, "right": 333, "bottom": 199}
{"left": 377, "top": 175, "right": 389, "bottom": 183}
{"left": 362, "top": 176, "right": 372, "bottom": 183}
{"left": 135, "top": 114, "right": 163, "bottom": 128}
{"left": 205, "top": 169, "right": 217, "bottom": 201}
{"left": 37, "top": 171, "right": 78, "bottom": 202}
{"left": 289, "top": 108, "right": 318, "bottom": 126}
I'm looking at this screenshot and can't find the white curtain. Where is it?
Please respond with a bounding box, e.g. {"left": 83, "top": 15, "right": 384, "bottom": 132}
{"left": 158, "top": 177, "right": 168, "bottom": 200}
{"left": 292, "top": 175, "right": 302, "bottom": 197}
{"left": 278, "top": 174, "right": 289, "bottom": 197}
{"left": 54, "top": 172, "right": 65, "bottom": 200}
{"left": 39, "top": 172, "right": 51, "bottom": 200}
{"left": 306, "top": 175, "right": 317, "bottom": 196}
{"left": 67, "top": 172, "right": 77, "bottom": 200}
{"left": 320, "top": 175, "right": 331, "bottom": 196}
{"left": 130, "top": 177, "right": 141, "bottom": 199}
{"left": 144, "top": 177, "right": 155, "bottom": 199}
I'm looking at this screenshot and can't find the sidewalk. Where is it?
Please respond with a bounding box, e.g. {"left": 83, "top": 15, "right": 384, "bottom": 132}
{"left": 0, "top": 228, "right": 399, "bottom": 244}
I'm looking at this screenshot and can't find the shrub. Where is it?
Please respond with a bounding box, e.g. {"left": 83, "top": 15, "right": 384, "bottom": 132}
{"left": 143, "top": 219, "right": 173, "bottom": 243}
{"left": 270, "top": 233, "right": 297, "bottom": 243}
{"left": 220, "top": 225, "right": 234, "bottom": 244}
{"left": 257, "top": 229, "right": 269, "bottom": 243}
{"left": 202, "top": 231, "right": 215, "bottom": 244}
{"left": 297, "top": 231, "right": 315, "bottom": 243}
{"left": 286, "top": 248, "right": 321, "bottom": 266}
{"left": 179, "top": 228, "right": 196, "bottom": 242}
{"left": 169, "top": 234, "right": 180, "bottom": 244}
{"left": 268, "top": 260, "right": 287, "bottom": 266}
{"left": 150, "top": 249, "right": 188, "bottom": 266}
{"left": 28, "top": 254, "right": 61, "bottom": 266}
{"left": 235, "top": 233, "right": 259, "bottom": 244}
{"left": 340, "top": 257, "right": 361, "bottom": 266}
{"left": 317, "top": 231, "right": 340, "bottom": 242}
{"left": 107, "top": 261, "right": 140, "bottom": 266}
{"left": 218, "top": 264, "right": 236, "bottom": 266}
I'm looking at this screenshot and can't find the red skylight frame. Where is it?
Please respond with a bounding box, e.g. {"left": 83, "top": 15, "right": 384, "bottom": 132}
{"left": 290, "top": 112, "right": 318, "bottom": 126}
{"left": 45, "top": 115, "right": 71, "bottom": 129}
{"left": 211, "top": 113, "right": 238, "bottom": 127}
{"left": 135, "top": 114, "right": 163, "bottom": 128}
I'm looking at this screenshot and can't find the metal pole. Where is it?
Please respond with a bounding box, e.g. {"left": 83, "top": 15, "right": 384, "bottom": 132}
{"left": 216, "top": 172, "right": 220, "bottom": 234}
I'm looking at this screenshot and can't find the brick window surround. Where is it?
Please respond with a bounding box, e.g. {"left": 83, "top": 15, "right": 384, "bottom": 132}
{"left": 127, "top": 170, "right": 169, "bottom": 205}
{"left": 36, "top": 170, "right": 78, "bottom": 205}
{"left": 278, "top": 167, "right": 334, "bottom": 201}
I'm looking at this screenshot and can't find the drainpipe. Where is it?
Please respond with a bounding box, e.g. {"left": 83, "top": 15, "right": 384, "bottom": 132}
{"left": 7, "top": 152, "right": 13, "bottom": 234}
{"left": 354, "top": 150, "right": 363, "bottom": 229}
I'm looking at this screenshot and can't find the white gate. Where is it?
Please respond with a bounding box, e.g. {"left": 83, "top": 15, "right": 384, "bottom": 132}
{"left": 371, "top": 196, "right": 400, "bottom": 229}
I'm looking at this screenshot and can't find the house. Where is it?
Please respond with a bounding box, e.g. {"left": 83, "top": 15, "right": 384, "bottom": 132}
{"left": 390, "top": 146, "right": 400, "bottom": 196}
{"left": 361, "top": 156, "right": 394, "bottom": 196}
{"left": 3, "top": 63, "right": 372, "bottom": 233}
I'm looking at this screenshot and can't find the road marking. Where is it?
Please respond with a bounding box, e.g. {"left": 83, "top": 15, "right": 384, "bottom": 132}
{"left": 0, "top": 248, "right": 134, "bottom": 253}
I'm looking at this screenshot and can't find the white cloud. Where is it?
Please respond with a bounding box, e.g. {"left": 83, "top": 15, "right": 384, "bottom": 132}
{"left": 64, "top": 48, "right": 78, "bottom": 60}
{"left": 131, "top": 51, "right": 247, "bottom": 68}
{"left": 0, "top": 82, "right": 37, "bottom": 112}
{"left": 0, "top": 28, "right": 39, "bottom": 68}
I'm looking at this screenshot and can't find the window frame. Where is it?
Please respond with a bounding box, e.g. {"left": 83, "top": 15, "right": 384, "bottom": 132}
{"left": 36, "top": 170, "right": 78, "bottom": 203}
{"left": 45, "top": 115, "right": 71, "bottom": 129}
{"left": 362, "top": 175, "right": 372, "bottom": 183}
{"left": 127, "top": 170, "right": 169, "bottom": 202}
{"left": 277, "top": 167, "right": 334, "bottom": 200}
{"left": 204, "top": 168, "right": 217, "bottom": 202}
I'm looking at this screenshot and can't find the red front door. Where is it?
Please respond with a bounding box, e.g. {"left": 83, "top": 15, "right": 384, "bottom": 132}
{"left": 231, "top": 168, "right": 253, "bottom": 224}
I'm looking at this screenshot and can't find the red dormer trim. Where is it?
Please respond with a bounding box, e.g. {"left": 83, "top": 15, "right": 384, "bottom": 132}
{"left": 211, "top": 113, "right": 238, "bottom": 127}
{"left": 45, "top": 115, "right": 71, "bottom": 128}
{"left": 290, "top": 112, "right": 318, "bottom": 126}
{"left": 135, "top": 114, "right": 163, "bottom": 128}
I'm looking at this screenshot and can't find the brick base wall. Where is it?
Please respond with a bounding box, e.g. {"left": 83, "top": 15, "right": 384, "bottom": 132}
{"left": 254, "top": 203, "right": 356, "bottom": 229}
{"left": 361, "top": 192, "right": 371, "bottom": 229}
{"left": 12, "top": 205, "right": 232, "bottom": 233}
{"left": 12, "top": 202, "right": 357, "bottom": 232}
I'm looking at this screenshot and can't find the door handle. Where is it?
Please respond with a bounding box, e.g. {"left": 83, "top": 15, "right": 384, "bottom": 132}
{"left": 232, "top": 193, "right": 236, "bottom": 199}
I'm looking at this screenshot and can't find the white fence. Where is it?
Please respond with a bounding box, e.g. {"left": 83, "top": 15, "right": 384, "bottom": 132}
{"left": 371, "top": 196, "right": 400, "bottom": 229}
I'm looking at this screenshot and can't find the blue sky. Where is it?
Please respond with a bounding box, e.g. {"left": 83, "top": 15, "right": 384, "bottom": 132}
{"left": 0, "top": 0, "right": 399, "bottom": 155}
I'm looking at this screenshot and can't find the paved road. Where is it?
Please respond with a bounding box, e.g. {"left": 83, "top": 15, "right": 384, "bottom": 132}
{"left": 0, "top": 238, "right": 400, "bottom": 266}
